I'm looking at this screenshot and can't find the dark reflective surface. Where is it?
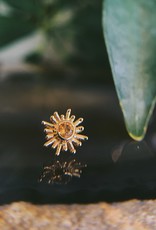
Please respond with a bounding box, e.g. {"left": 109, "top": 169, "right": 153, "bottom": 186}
{"left": 39, "top": 156, "right": 87, "bottom": 184}
{"left": 0, "top": 77, "right": 156, "bottom": 204}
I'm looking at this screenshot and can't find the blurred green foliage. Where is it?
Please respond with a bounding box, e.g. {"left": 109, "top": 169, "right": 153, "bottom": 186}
{"left": 0, "top": 0, "right": 41, "bottom": 47}
{"left": 0, "top": 0, "right": 110, "bottom": 77}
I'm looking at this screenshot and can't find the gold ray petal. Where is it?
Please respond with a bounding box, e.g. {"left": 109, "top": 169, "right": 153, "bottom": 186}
{"left": 42, "top": 121, "right": 55, "bottom": 128}
{"left": 75, "top": 134, "right": 88, "bottom": 140}
{"left": 56, "top": 144, "right": 62, "bottom": 156}
{"left": 66, "top": 109, "right": 71, "bottom": 120}
{"left": 50, "top": 115, "right": 57, "bottom": 124}
{"left": 54, "top": 112, "right": 61, "bottom": 121}
{"left": 70, "top": 115, "right": 75, "bottom": 122}
{"left": 52, "top": 139, "right": 60, "bottom": 149}
{"left": 44, "top": 137, "right": 56, "bottom": 147}
{"left": 44, "top": 128, "right": 54, "bottom": 133}
{"left": 46, "top": 133, "right": 55, "bottom": 140}
{"left": 72, "top": 138, "right": 82, "bottom": 146}
{"left": 61, "top": 115, "right": 65, "bottom": 120}
{"left": 76, "top": 126, "right": 84, "bottom": 133}
{"left": 62, "top": 141, "right": 68, "bottom": 151}
{"left": 68, "top": 141, "right": 76, "bottom": 153}
{"left": 74, "top": 118, "right": 83, "bottom": 126}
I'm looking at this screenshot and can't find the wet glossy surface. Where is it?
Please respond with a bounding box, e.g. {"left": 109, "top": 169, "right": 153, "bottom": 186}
{"left": 0, "top": 78, "right": 156, "bottom": 204}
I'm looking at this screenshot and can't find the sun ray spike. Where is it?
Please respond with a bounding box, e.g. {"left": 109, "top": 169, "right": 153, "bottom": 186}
{"left": 44, "top": 137, "right": 56, "bottom": 147}
{"left": 50, "top": 115, "right": 57, "bottom": 124}
{"left": 46, "top": 133, "right": 55, "bottom": 140}
{"left": 72, "top": 138, "right": 82, "bottom": 146}
{"left": 44, "top": 128, "right": 54, "bottom": 133}
{"left": 70, "top": 115, "right": 75, "bottom": 122}
{"left": 54, "top": 111, "right": 61, "bottom": 121}
{"left": 68, "top": 141, "right": 76, "bottom": 153}
{"left": 61, "top": 115, "right": 65, "bottom": 120}
{"left": 62, "top": 142, "right": 68, "bottom": 151}
{"left": 42, "top": 121, "right": 55, "bottom": 128}
{"left": 74, "top": 118, "right": 83, "bottom": 126}
{"left": 52, "top": 140, "right": 60, "bottom": 149}
{"left": 66, "top": 109, "right": 71, "bottom": 120}
{"left": 75, "top": 134, "right": 88, "bottom": 140}
{"left": 76, "top": 126, "right": 84, "bottom": 133}
{"left": 56, "top": 144, "right": 62, "bottom": 156}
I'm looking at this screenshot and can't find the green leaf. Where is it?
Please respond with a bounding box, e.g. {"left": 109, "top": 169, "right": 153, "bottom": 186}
{"left": 102, "top": 0, "right": 156, "bottom": 140}
{"left": 3, "top": 0, "right": 42, "bottom": 14}
{"left": 0, "top": 15, "right": 35, "bottom": 47}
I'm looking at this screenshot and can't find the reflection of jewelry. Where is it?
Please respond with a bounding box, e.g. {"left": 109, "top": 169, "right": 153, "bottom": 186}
{"left": 42, "top": 109, "right": 88, "bottom": 155}
{"left": 39, "top": 159, "right": 87, "bottom": 184}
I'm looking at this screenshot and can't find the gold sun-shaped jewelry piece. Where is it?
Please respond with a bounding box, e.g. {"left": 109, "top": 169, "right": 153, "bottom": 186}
{"left": 42, "top": 109, "right": 88, "bottom": 155}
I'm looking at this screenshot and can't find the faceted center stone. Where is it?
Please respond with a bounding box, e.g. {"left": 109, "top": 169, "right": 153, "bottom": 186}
{"left": 58, "top": 122, "right": 74, "bottom": 140}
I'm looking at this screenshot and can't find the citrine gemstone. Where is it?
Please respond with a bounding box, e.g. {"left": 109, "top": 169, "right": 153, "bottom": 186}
{"left": 58, "top": 122, "right": 74, "bottom": 139}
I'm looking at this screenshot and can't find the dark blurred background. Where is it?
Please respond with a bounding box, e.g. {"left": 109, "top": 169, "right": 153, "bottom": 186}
{"left": 0, "top": 0, "right": 113, "bottom": 84}
{"left": 0, "top": 0, "right": 156, "bottom": 204}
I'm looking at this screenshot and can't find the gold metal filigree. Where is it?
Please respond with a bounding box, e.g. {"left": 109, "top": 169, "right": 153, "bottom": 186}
{"left": 42, "top": 109, "right": 88, "bottom": 155}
